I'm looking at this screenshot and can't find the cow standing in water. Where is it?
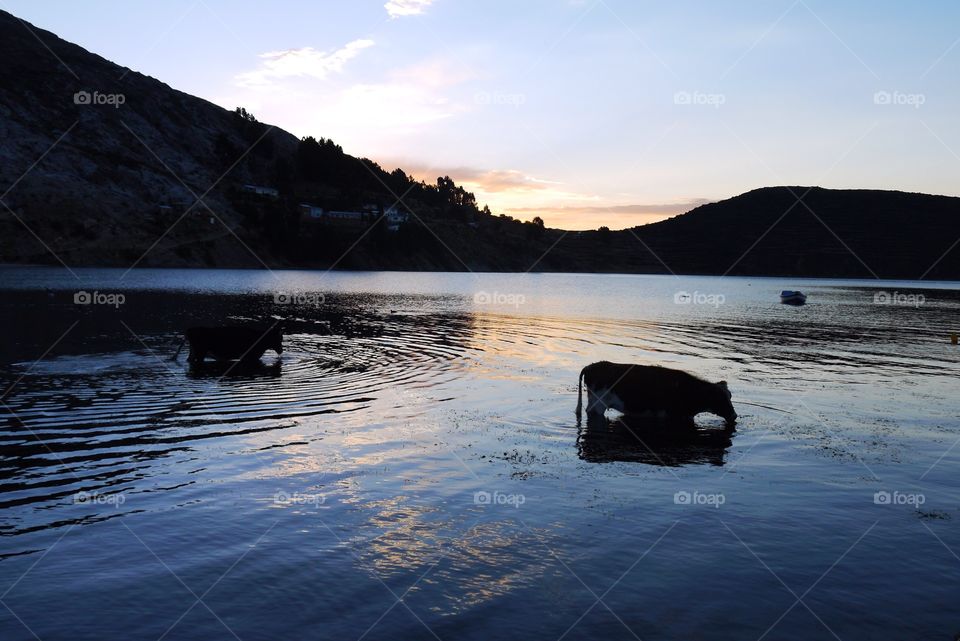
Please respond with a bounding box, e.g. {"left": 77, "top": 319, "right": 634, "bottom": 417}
{"left": 576, "top": 361, "right": 737, "bottom": 427}
{"left": 173, "top": 326, "right": 283, "bottom": 364}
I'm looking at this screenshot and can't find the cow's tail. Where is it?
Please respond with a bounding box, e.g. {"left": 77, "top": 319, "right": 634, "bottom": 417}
{"left": 171, "top": 337, "right": 186, "bottom": 362}
{"left": 575, "top": 366, "right": 586, "bottom": 419}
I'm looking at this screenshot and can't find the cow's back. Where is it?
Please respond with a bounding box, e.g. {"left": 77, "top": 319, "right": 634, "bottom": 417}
{"left": 585, "top": 363, "right": 706, "bottom": 413}
{"left": 187, "top": 327, "right": 262, "bottom": 359}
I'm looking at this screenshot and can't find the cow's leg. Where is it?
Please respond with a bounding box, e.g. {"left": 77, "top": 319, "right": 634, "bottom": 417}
{"left": 666, "top": 413, "right": 696, "bottom": 430}
{"left": 605, "top": 390, "right": 625, "bottom": 414}
{"left": 586, "top": 386, "right": 607, "bottom": 417}
{"left": 241, "top": 349, "right": 265, "bottom": 363}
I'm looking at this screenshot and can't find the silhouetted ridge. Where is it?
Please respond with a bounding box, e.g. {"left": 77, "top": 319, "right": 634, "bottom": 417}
{"left": 629, "top": 186, "right": 959, "bottom": 278}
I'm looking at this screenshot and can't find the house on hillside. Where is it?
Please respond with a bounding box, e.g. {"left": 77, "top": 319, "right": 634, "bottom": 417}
{"left": 299, "top": 203, "right": 325, "bottom": 223}
{"left": 241, "top": 184, "right": 279, "bottom": 199}
{"left": 384, "top": 205, "right": 409, "bottom": 232}
{"left": 325, "top": 210, "right": 366, "bottom": 224}
{"left": 298, "top": 204, "right": 369, "bottom": 227}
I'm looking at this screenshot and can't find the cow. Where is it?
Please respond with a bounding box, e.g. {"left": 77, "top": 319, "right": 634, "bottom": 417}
{"left": 576, "top": 361, "right": 737, "bottom": 427}
{"left": 173, "top": 326, "right": 283, "bottom": 364}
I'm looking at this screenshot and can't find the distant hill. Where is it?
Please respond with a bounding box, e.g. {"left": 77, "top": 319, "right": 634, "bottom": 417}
{"left": 0, "top": 10, "right": 957, "bottom": 279}
{"left": 623, "top": 186, "right": 960, "bottom": 279}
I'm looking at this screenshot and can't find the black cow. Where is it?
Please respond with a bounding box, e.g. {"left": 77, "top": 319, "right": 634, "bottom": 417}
{"left": 576, "top": 361, "right": 737, "bottom": 427}
{"left": 173, "top": 326, "right": 283, "bottom": 364}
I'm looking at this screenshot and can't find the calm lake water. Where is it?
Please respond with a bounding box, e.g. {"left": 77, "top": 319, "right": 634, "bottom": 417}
{"left": 1, "top": 267, "right": 958, "bottom": 640}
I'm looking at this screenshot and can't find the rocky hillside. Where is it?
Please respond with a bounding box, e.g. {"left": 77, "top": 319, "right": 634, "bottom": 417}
{"left": 0, "top": 10, "right": 305, "bottom": 267}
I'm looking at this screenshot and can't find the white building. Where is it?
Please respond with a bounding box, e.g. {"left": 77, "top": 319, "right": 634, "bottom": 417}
{"left": 299, "top": 203, "right": 325, "bottom": 221}
{"left": 384, "top": 205, "right": 409, "bottom": 231}
{"left": 325, "top": 210, "right": 366, "bottom": 223}
{"left": 242, "top": 184, "right": 279, "bottom": 199}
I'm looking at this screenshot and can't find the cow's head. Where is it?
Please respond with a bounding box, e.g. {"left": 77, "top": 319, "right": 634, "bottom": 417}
{"left": 269, "top": 327, "right": 284, "bottom": 354}
{"left": 713, "top": 381, "right": 737, "bottom": 425}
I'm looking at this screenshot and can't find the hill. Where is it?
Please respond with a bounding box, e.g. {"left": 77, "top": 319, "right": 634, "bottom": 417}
{"left": 623, "top": 186, "right": 960, "bottom": 279}
{"left": 0, "top": 10, "right": 957, "bottom": 279}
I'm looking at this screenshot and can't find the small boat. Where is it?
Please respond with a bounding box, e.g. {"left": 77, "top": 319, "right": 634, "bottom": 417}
{"left": 780, "top": 290, "right": 807, "bottom": 305}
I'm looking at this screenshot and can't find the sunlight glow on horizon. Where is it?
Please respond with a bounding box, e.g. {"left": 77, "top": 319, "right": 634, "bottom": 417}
{"left": 5, "top": 0, "right": 960, "bottom": 229}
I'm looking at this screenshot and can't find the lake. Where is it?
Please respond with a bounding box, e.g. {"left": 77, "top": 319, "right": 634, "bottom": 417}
{"left": 1, "top": 267, "right": 958, "bottom": 640}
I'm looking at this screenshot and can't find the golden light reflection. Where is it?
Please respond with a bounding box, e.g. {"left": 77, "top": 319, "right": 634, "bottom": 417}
{"left": 350, "top": 500, "right": 558, "bottom": 615}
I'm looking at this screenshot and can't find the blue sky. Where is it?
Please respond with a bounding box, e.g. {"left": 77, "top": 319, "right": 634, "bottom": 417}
{"left": 5, "top": 0, "right": 960, "bottom": 229}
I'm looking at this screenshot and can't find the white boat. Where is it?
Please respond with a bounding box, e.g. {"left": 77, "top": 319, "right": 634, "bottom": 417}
{"left": 780, "top": 290, "right": 807, "bottom": 305}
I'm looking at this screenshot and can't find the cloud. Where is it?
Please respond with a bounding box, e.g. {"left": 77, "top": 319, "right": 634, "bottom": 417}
{"left": 218, "top": 56, "right": 475, "bottom": 155}
{"left": 278, "top": 61, "right": 468, "bottom": 135}
{"left": 325, "top": 83, "right": 457, "bottom": 131}
{"left": 399, "top": 162, "right": 583, "bottom": 199}
{"left": 296, "top": 59, "right": 474, "bottom": 136}
{"left": 393, "top": 160, "right": 712, "bottom": 228}
{"left": 236, "top": 39, "right": 375, "bottom": 87}
{"left": 504, "top": 200, "right": 714, "bottom": 230}
{"left": 385, "top": 0, "right": 435, "bottom": 18}
{"left": 504, "top": 201, "right": 713, "bottom": 217}
{"left": 402, "top": 166, "right": 562, "bottom": 193}
{"left": 391, "top": 59, "right": 476, "bottom": 88}
{"left": 386, "top": 160, "right": 713, "bottom": 228}
{"left": 467, "top": 170, "right": 562, "bottom": 192}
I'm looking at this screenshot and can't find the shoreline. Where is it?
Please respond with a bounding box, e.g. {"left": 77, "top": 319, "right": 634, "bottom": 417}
{"left": 1, "top": 263, "right": 958, "bottom": 288}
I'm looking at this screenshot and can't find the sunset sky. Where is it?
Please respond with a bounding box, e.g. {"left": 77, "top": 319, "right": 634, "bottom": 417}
{"left": 7, "top": 0, "right": 960, "bottom": 229}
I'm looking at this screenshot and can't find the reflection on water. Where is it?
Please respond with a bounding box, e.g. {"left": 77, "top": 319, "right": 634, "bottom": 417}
{"left": 186, "top": 359, "right": 283, "bottom": 380}
{"left": 0, "top": 269, "right": 958, "bottom": 641}
{"left": 577, "top": 414, "right": 733, "bottom": 466}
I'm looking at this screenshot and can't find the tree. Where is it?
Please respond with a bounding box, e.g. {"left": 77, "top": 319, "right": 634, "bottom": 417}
{"left": 389, "top": 168, "right": 411, "bottom": 194}
{"left": 532, "top": 216, "right": 545, "bottom": 228}
{"left": 297, "top": 136, "right": 346, "bottom": 183}
{"left": 234, "top": 107, "right": 258, "bottom": 122}
{"left": 233, "top": 107, "right": 269, "bottom": 146}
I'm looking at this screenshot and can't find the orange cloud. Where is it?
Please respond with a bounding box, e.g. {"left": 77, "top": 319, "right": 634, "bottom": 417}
{"left": 390, "top": 160, "right": 710, "bottom": 229}
{"left": 428, "top": 167, "right": 560, "bottom": 192}
{"left": 504, "top": 201, "right": 713, "bottom": 230}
